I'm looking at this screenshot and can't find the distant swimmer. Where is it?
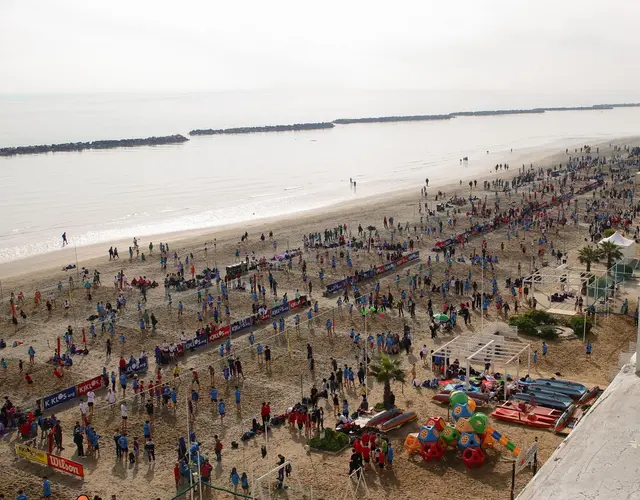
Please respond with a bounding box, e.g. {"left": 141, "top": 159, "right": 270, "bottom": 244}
{"left": 425, "top": 178, "right": 429, "bottom": 187}
{"left": 62, "top": 232, "right": 68, "bottom": 247}
{"left": 353, "top": 181, "right": 356, "bottom": 191}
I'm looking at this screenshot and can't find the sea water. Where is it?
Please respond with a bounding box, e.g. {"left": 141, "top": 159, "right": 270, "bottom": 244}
{"left": 1, "top": 91, "right": 639, "bottom": 263}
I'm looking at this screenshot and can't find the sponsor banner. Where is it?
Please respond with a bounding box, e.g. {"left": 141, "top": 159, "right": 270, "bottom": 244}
{"left": 208, "top": 325, "right": 230, "bottom": 343}
{"left": 375, "top": 265, "right": 385, "bottom": 274}
{"left": 396, "top": 256, "right": 408, "bottom": 266}
{"left": 48, "top": 454, "right": 84, "bottom": 478}
{"left": 15, "top": 444, "right": 48, "bottom": 465}
{"left": 258, "top": 308, "right": 271, "bottom": 321}
{"left": 361, "top": 269, "right": 376, "bottom": 280}
{"left": 288, "top": 295, "right": 307, "bottom": 310}
{"left": 326, "top": 280, "right": 346, "bottom": 293}
{"left": 271, "top": 302, "right": 290, "bottom": 317}
{"left": 192, "top": 336, "right": 208, "bottom": 349}
{"left": 384, "top": 262, "right": 396, "bottom": 272}
{"left": 124, "top": 357, "right": 148, "bottom": 376}
{"left": 43, "top": 385, "right": 77, "bottom": 410}
{"left": 184, "top": 335, "right": 208, "bottom": 352}
{"left": 231, "top": 317, "right": 253, "bottom": 334}
{"left": 408, "top": 251, "right": 420, "bottom": 261}
{"left": 77, "top": 375, "right": 104, "bottom": 396}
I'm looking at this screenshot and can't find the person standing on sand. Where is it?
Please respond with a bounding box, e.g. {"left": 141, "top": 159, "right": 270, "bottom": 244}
{"left": 214, "top": 435, "right": 223, "bottom": 462}
{"left": 218, "top": 399, "right": 226, "bottom": 424}
{"left": 265, "top": 346, "right": 271, "bottom": 370}
{"left": 145, "top": 437, "right": 155, "bottom": 462}
{"left": 62, "top": 232, "right": 68, "bottom": 247}
{"left": 42, "top": 476, "right": 51, "bottom": 498}
{"left": 121, "top": 402, "right": 128, "bottom": 432}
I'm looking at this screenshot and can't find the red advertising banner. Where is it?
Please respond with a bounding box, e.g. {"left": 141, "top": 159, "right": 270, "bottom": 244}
{"left": 77, "top": 375, "right": 104, "bottom": 396}
{"left": 396, "top": 256, "right": 408, "bottom": 266}
{"left": 259, "top": 309, "right": 271, "bottom": 321}
{"left": 288, "top": 295, "right": 307, "bottom": 311}
{"left": 208, "top": 325, "right": 230, "bottom": 343}
{"left": 376, "top": 265, "right": 385, "bottom": 273}
{"left": 47, "top": 454, "right": 84, "bottom": 478}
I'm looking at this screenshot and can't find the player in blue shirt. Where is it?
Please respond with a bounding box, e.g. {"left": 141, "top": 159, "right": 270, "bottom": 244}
{"left": 234, "top": 387, "right": 241, "bottom": 409}
{"left": 218, "top": 399, "right": 226, "bottom": 424}
{"left": 42, "top": 477, "right": 51, "bottom": 498}
{"left": 120, "top": 373, "right": 127, "bottom": 396}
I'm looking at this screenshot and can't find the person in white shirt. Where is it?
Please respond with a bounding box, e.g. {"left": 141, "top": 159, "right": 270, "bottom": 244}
{"left": 79, "top": 399, "right": 88, "bottom": 418}
{"left": 121, "top": 402, "right": 128, "bottom": 432}
{"left": 107, "top": 388, "right": 116, "bottom": 411}
{"left": 87, "top": 391, "right": 95, "bottom": 416}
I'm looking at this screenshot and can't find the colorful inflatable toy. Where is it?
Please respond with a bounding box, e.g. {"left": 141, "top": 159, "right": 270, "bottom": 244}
{"left": 404, "top": 390, "right": 521, "bottom": 469}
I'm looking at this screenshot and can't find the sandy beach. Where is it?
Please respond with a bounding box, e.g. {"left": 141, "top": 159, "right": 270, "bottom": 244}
{"left": 1, "top": 137, "right": 639, "bottom": 500}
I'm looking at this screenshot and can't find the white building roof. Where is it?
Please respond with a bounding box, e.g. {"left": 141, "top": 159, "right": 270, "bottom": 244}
{"left": 517, "top": 354, "right": 640, "bottom": 500}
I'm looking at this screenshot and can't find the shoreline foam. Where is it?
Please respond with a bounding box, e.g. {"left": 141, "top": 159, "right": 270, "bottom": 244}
{"left": 1, "top": 137, "right": 628, "bottom": 282}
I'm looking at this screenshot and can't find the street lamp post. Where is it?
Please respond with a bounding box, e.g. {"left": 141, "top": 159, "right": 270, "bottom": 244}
{"left": 481, "top": 248, "right": 486, "bottom": 332}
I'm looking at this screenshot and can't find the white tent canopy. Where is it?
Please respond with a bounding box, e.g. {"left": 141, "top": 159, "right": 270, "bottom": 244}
{"left": 599, "top": 231, "right": 636, "bottom": 259}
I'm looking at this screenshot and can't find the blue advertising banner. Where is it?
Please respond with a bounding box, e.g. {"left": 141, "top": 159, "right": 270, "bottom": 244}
{"left": 408, "top": 251, "right": 420, "bottom": 261}
{"left": 231, "top": 317, "right": 253, "bottom": 334}
{"left": 383, "top": 262, "right": 396, "bottom": 272}
{"left": 192, "top": 336, "right": 208, "bottom": 350}
{"left": 271, "top": 303, "right": 290, "bottom": 317}
{"left": 184, "top": 336, "right": 208, "bottom": 351}
{"left": 124, "top": 357, "right": 149, "bottom": 376}
{"left": 43, "top": 385, "right": 77, "bottom": 410}
{"left": 326, "top": 280, "right": 346, "bottom": 293}
{"left": 361, "top": 269, "right": 375, "bottom": 279}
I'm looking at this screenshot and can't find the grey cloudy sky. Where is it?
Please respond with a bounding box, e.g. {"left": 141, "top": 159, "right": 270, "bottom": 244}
{"left": 1, "top": 0, "right": 638, "bottom": 94}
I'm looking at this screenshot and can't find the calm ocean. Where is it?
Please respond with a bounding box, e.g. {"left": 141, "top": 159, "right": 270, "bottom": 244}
{"left": 1, "top": 90, "right": 639, "bottom": 263}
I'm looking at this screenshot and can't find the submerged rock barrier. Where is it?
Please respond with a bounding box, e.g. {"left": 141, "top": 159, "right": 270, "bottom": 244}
{"left": 0, "top": 134, "right": 189, "bottom": 157}
{"left": 189, "top": 122, "right": 334, "bottom": 135}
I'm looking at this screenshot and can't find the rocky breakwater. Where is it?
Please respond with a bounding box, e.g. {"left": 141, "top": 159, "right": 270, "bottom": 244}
{"left": 333, "top": 114, "right": 452, "bottom": 124}
{"left": 190, "top": 122, "right": 335, "bottom": 135}
{"left": 0, "top": 134, "right": 189, "bottom": 157}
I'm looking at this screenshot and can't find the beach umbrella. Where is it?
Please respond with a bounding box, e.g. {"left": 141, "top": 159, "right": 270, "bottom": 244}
{"left": 434, "top": 313, "right": 449, "bottom": 321}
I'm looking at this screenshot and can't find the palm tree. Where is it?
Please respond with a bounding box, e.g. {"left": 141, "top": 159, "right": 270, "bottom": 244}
{"left": 578, "top": 246, "right": 602, "bottom": 272}
{"left": 599, "top": 241, "right": 624, "bottom": 269}
{"left": 368, "top": 354, "right": 406, "bottom": 409}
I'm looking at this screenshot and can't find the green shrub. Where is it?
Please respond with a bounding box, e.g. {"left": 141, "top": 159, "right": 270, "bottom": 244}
{"left": 508, "top": 315, "right": 538, "bottom": 336}
{"left": 308, "top": 428, "right": 350, "bottom": 452}
{"left": 523, "top": 310, "right": 555, "bottom": 326}
{"left": 570, "top": 316, "right": 593, "bottom": 336}
{"left": 538, "top": 326, "right": 559, "bottom": 340}
{"left": 373, "top": 402, "right": 386, "bottom": 411}
{"left": 602, "top": 228, "right": 616, "bottom": 238}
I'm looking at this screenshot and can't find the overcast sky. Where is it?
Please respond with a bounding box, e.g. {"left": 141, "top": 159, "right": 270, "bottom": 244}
{"left": 1, "top": 0, "right": 638, "bottom": 95}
